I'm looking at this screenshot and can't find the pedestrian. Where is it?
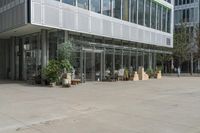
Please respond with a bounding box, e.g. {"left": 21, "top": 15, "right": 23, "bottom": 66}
{"left": 177, "top": 67, "right": 181, "bottom": 77}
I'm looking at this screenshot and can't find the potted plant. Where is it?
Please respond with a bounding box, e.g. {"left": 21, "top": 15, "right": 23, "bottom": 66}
{"left": 146, "top": 67, "right": 154, "bottom": 78}
{"left": 43, "top": 60, "right": 60, "bottom": 87}
{"left": 124, "top": 68, "right": 129, "bottom": 81}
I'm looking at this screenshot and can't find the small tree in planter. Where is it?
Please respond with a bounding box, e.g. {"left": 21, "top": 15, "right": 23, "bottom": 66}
{"left": 146, "top": 67, "right": 154, "bottom": 78}
{"left": 57, "top": 41, "right": 73, "bottom": 86}
{"left": 43, "top": 60, "right": 60, "bottom": 87}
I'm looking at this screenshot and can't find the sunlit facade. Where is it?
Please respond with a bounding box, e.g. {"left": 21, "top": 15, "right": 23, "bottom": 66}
{"left": 0, "top": 0, "right": 174, "bottom": 81}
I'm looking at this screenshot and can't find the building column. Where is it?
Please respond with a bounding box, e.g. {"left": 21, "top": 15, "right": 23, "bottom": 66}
{"left": 41, "top": 29, "right": 48, "bottom": 69}
{"left": 142, "top": 51, "right": 145, "bottom": 67}
{"left": 153, "top": 52, "right": 157, "bottom": 70}
{"left": 10, "top": 37, "right": 15, "bottom": 80}
{"left": 136, "top": 50, "right": 138, "bottom": 70}
{"left": 113, "top": 48, "right": 115, "bottom": 77}
{"left": 148, "top": 51, "right": 152, "bottom": 69}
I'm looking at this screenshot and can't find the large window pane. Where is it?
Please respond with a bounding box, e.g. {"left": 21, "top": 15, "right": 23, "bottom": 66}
{"left": 131, "top": 0, "right": 137, "bottom": 23}
{"left": 122, "top": 0, "right": 129, "bottom": 21}
{"left": 62, "top": 0, "right": 76, "bottom": 5}
{"left": 91, "top": 0, "right": 101, "bottom": 13}
{"left": 157, "top": 4, "right": 162, "bottom": 30}
{"left": 138, "top": 0, "right": 144, "bottom": 25}
{"left": 162, "top": 7, "right": 167, "bottom": 32}
{"left": 113, "top": 0, "right": 121, "bottom": 19}
{"left": 78, "top": 0, "right": 89, "bottom": 10}
{"left": 167, "top": 9, "right": 171, "bottom": 33}
{"left": 103, "top": 0, "right": 112, "bottom": 16}
{"left": 145, "top": 0, "right": 150, "bottom": 27}
{"left": 151, "top": 1, "right": 156, "bottom": 29}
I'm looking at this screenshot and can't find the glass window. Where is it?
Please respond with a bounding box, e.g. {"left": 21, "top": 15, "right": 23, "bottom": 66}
{"left": 62, "top": 0, "right": 76, "bottom": 6}
{"left": 167, "top": 9, "right": 171, "bottom": 33}
{"left": 78, "top": 0, "right": 89, "bottom": 10}
{"left": 145, "top": 0, "right": 150, "bottom": 27}
{"left": 113, "top": 0, "right": 121, "bottom": 19}
{"left": 122, "top": 0, "right": 129, "bottom": 21}
{"left": 91, "top": 0, "right": 101, "bottom": 13}
{"left": 162, "top": 7, "right": 167, "bottom": 32}
{"left": 157, "top": 4, "right": 162, "bottom": 30}
{"left": 151, "top": 1, "right": 156, "bottom": 29}
{"left": 138, "top": 0, "right": 144, "bottom": 25}
{"left": 103, "top": 0, "right": 112, "bottom": 16}
{"left": 131, "top": 0, "right": 137, "bottom": 23}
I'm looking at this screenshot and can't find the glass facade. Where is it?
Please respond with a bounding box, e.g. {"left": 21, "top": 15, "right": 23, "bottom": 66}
{"left": 157, "top": 4, "right": 162, "bottom": 30}
{"left": 78, "top": 0, "right": 89, "bottom": 9}
{"left": 103, "top": 0, "right": 112, "bottom": 16}
{"left": 151, "top": 1, "right": 156, "bottom": 29}
{"left": 113, "top": 0, "right": 121, "bottom": 19}
{"left": 91, "top": 0, "right": 101, "bottom": 13}
{"left": 145, "top": 0, "right": 150, "bottom": 27}
{"left": 62, "top": 0, "right": 76, "bottom": 5}
{"left": 55, "top": 0, "right": 172, "bottom": 33}
{"left": 130, "top": 0, "right": 137, "bottom": 23}
{"left": 138, "top": 0, "right": 144, "bottom": 25}
{"left": 162, "top": 7, "right": 167, "bottom": 32}
{"left": 122, "top": 0, "right": 129, "bottom": 21}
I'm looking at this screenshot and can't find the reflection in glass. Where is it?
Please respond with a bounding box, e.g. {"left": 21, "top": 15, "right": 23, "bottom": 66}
{"left": 145, "top": 0, "right": 150, "bottom": 27}
{"left": 138, "top": 0, "right": 144, "bottom": 25}
{"left": 62, "top": 0, "right": 76, "bottom": 6}
{"left": 91, "top": 0, "right": 101, "bottom": 13}
{"left": 151, "top": 1, "right": 156, "bottom": 29}
{"left": 122, "top": 0, "right": 129, "bottom": 21}
{"left": 131, "top": 0, "right": 137, "bottom": 23}
{"left": 103, "top": 0, "right": 112, "bottom": 16}
{"left": 113, "top": 0, "right": 121, "bottom": 19}
{"left": 78, "top": 0, "right": 89, "bottom": 10}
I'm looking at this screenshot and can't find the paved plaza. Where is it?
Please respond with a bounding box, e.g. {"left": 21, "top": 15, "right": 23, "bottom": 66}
{"left": 0, "top": 77, "right": 200, "bottom": 133}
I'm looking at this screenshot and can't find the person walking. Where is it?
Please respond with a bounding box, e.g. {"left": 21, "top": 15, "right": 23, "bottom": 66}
{"left": 177, "top": 67, "right": 181, "bottom": 77}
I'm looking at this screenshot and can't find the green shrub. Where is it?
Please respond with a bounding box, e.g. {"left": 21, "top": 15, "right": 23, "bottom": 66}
{"left": 43, "top": 60, "right": 60, "bottom": 83}
{"left": 146, "top": 67, "right": 154, "bottom": 78}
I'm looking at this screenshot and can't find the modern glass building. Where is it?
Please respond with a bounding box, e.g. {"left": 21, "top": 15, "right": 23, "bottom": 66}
{"left": 174, "top": 0, "right": 199, "bottom": 73}
{"left": 0, "top": 0, "right": 174, "bottom": 82}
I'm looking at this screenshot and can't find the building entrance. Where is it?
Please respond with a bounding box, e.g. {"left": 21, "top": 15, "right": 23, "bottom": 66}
{"left": 83, "top": 49, "right": 103, "bottom": 81}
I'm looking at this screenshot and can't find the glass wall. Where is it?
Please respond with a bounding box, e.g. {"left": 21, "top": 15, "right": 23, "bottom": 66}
{"left": 59, "top": 0, "right": 172, "bottom": 33}
{"left": 145, "top": 0, "right": 150, "bottom": 27}
{"left": 78, "top": 0, "right": 89, "bottom": 10}
{"left": 62, "top": 0, "right": 76, "bottom": 5}
{"left": 138, "top": 0, "right": 144, "bottom": 25}
{"left": 167, "top": 9, "right": 171, "bottom": 33}
{"left": 91, "top": 0, "right": 101, "bottom": 13}
{"left": 103, "top": 0, "right": 112, "bottom": 16}
{"left": 113, "top": 0, "right": 121, "bottom": 19}
{"left": 162, "top": 7, "right": 167, "bottom": 32}
{"left": 157, "top": 4, "right": 162, "bottom": 30}
{"left": 151, "top": 1, "right": 156, "bottom": 29}
{"left": 122, "top": 0, "right": 129, "bottom": 21}
{"left": 130, "top": 0, "right": 137, "bottom": 23}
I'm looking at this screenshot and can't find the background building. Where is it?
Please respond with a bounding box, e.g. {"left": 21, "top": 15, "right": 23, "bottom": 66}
{"left": 174, "top": 0, "right": 199, "bottom": 73}
{"left": 0, "top": 0, "right": 173, "bottom": 82}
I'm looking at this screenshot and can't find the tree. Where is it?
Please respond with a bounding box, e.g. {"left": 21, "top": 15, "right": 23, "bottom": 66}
{"left": 173, "top": 23, "right": 190, "bottom": 68}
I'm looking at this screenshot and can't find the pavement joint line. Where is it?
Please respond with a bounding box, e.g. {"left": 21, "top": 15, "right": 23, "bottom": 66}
{"left": 0, "top": 111, "right": 43, "bottom": 133}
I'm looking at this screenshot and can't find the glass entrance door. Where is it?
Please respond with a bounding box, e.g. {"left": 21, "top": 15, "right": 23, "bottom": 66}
{"left": 83, "top": 50, "right": 103, "bottom": 81}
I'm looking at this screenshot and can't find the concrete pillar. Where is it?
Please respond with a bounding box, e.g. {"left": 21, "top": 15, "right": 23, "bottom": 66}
{"left": 112, "top": 49, "right": 115, "bottom": 77}
{"left": 136, "top": 50, "right": 138, "bottom": 70}
{"left": 41, "top": 29, "right": 48, "bottom": 69}
{"left": 10, "top": 37, "right": 15, "bottom": 80}
{"left": 153, "top": 53, "right": 157, "bottom": 70}
{"left": 148, "top": 52, "right": 152, "bottom": 69}
{"left": 142, "top": 51, "right": 144, "bottom": 67}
